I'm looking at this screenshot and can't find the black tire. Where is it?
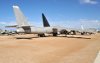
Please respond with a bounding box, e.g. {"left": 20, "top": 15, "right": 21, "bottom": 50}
{"left": 81, "top": 32, "right": 85, "bottom": 35}
{"left": 38, "top": 34, "right": 45, "bottom": 37}
{"left": 73, "top": 31, "right": 76, "bottom": 35}
{"left": 53, "top": 33, "right": 57, "bottom": 36}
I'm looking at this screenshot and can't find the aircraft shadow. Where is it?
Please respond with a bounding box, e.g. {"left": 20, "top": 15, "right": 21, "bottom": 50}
{"left": 38, "top": 35, "right": 91, "bottom": 39}
{"left": 15, "top": 35, "right": 91, "bottom": 39}
{"left": 62, "top": 36, "right": 91, "bottom": 39}
{"left": 15, "top": 36, "right": 39, "bottom": 39}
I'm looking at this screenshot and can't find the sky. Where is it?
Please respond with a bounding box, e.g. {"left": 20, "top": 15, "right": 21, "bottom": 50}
{"left": 0, "top": 0, "right": 100, "bottom": 30}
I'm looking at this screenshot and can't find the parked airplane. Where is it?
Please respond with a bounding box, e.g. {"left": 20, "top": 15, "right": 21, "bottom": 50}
{"left": 0, "top": 29, "right": 17, "bottom": 35}
{"left": 12, "top": 5, "right": 60, "bottom": 37}
{"left": 42, "top": 13, "right": 97, "bottom": 35}
{"left": 7, "top": 5, "right": 95, "bottom": 37}
{"left": 78, "top": 25, "right": 97, "bottom": 35}
{"left": 42, "top": 13, "right": 76, "bottom": 35}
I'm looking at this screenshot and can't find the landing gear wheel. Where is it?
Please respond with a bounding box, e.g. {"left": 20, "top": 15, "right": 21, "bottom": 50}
{"left": 81, "top": 32, "right": 85, "bottom": 35}
{"left": 53, "top": 33, "right": 57, "bottom": 36}
{"left": 38, "top": 34, "right": 45, "bottom": 37}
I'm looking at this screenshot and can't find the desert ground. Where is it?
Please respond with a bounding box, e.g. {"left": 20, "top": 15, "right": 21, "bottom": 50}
{"left": 0, "top": 33, "right": 100, "bottom": 63}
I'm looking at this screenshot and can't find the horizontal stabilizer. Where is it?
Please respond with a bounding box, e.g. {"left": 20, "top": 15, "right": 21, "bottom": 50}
{"left": 5, "top": 25, "right": 18, "bottom": 28}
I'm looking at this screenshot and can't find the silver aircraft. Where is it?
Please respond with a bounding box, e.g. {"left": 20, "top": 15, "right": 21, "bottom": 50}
{"left": 7, "top": 6, "right": 96, "bottom": 37}
{"left": 6, "top": 6, "right": 75, "bottom": 36}
{"left": 11, "top": 6, "right": 57, "bottom": 37}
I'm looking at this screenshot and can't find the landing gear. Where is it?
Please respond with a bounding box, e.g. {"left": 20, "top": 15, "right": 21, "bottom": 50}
{"left": 81, "top": 32, "right": 85, "bottom": 35}
{"left": 60, "top": 29, "right": 68, "bottom": 36}
{"left": 81, "top": 32, "right": 93, "bottom": 35}
{"left": 53, "top": 33, "right": 57, "bottom": 36}
{"left": 52, "top": 28, "right": 58, "bottom": 36}
{"left": 38, "top": 34, "right": 45, "bottom": 37}
{"left": 70, "top": 30, "right": 76, "bottom": 35}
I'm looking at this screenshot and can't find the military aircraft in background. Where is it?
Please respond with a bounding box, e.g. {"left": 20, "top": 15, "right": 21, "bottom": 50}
{"left": 78, "top": 25, "right": 97, "bottom": 35}
{"left": 0, "top": 29, "right": 17, "bottom": 35}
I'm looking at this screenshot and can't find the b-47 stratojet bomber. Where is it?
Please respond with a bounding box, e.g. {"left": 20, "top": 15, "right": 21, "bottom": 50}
{"left": 7, "top": 6, "right": 96, "bottom": 37}
{"left": 12, "top": 5, "right": 59, "bottom": 37}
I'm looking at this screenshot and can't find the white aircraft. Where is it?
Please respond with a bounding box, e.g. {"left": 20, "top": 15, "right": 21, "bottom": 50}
{"left": 12, "top": 5, "right": 57, "bottom": 37}
{"left": 7, "top": 5, "right": 95, "bottom": 37}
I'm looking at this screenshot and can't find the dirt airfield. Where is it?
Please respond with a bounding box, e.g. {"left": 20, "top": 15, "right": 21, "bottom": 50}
{"left": 0, "top": 34, "right": 100, "bottom": 63}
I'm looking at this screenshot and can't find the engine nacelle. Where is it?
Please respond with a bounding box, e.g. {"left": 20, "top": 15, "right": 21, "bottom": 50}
{"left": 16, "top": 28, "right": 25, "bottom": 33}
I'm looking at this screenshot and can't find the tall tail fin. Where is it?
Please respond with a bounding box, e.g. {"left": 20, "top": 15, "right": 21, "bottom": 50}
{"left": 13, "top": 6, "right": 29, "bottom": 27}
{"left": 42, "top": 13, "right": 50, "bottom": 27}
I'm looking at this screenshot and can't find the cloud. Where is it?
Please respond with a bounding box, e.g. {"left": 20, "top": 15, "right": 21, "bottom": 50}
{"left": 80, "top": 19, "right": 100, "bottom": 29}
{"left": 0, "top": 21, "right": 16, "bottom": 26}
{"left": 0, "top": 21, "right": 17, "bottom": 30}
{"left": 80, "top": 19, "right": 100, "bottom": 24}
{"left": 57, "top": 19, "right": 100, "bottom": 29}
{"left": 80, "top": 0, "right": 98, "bottom": 4}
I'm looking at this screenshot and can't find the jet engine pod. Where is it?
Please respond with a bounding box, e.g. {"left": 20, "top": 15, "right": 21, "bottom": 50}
{"left": 22, "top": 26, "right": 31, "bottom": 34}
